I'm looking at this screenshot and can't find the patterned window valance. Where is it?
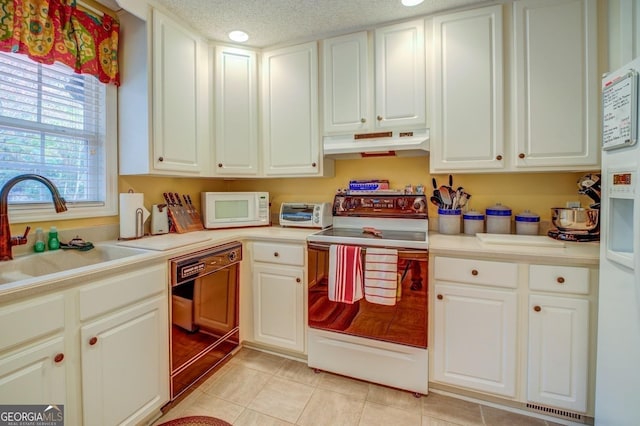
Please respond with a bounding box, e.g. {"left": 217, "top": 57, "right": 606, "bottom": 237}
{"left": 0, "top": 0, "right": 120, "bottom": 85}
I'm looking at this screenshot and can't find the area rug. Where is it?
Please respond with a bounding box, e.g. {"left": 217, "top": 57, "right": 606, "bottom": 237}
{"left": 157, "top": 416, "right": 232, "bottom": 426}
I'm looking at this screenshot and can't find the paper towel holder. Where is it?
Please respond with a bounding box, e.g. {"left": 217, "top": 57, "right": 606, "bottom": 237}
{"left": 135, "top": 208, "right": 144, "bottom": 239}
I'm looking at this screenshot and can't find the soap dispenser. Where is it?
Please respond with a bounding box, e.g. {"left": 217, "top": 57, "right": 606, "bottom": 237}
{"left": 48, "top": 226, "right": 60, "bottom": 250}
{"left": 34, "top": 227, "right": 45, "bottom": 252}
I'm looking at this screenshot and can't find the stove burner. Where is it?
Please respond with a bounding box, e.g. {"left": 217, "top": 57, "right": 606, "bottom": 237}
{"left": 547, "top": 228, "right": 600, "bottom": 242}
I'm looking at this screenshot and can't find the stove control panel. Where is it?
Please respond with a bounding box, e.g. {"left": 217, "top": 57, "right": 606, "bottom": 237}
{"left": 333, "top": 194, "right": 428, "bottom": 218}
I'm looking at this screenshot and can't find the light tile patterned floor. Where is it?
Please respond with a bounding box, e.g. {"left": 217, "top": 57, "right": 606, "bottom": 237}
{"left": 154, "top": 348, "right": 564, "bottom": 426}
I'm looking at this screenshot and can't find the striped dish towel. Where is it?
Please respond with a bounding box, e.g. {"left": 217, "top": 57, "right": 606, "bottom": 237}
{"left": 364, "top": 248, "right": 398, "bottom": 306}
{"left": 328, "top": 245, "right": 363, "bottom": 304}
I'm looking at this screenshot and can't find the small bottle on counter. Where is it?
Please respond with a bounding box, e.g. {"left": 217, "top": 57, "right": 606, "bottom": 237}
{"left": 48, "top": 226, "right": 60, "bottom": 251}
{"left": 33, "top": 227, "right": 45, "bottom": 252}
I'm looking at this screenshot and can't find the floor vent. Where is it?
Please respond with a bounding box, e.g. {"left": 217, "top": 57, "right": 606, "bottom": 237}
{"left": 526, "top": 403, "right": 583, "bottom": 421}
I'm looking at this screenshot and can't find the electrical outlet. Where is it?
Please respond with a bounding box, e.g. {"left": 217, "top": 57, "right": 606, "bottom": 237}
{"left": 566, "top": 201, "right": 581, "bottom": 208}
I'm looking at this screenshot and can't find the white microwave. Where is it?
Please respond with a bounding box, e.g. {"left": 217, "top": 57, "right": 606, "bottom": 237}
{"left": 201, "top": 192, "right": 270, "bottom": 229}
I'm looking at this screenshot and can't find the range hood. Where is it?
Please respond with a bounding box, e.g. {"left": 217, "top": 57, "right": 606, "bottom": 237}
{"left": 323, "top": 129, "right": 429, "bottom": 159}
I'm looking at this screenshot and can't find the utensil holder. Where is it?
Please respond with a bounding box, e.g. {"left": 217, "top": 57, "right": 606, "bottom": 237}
{"left": 438, "top": 208, "right": 461, "bottom": 235}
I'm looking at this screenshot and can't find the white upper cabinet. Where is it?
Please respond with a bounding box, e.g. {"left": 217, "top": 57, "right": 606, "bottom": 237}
{"left": 375, "top": 20, "right": 426, "bottom": 129}
{"left": 262, "top": 42, "right": 326, "bottom": 176}
{"left": 430, "top": 5, "right": 504, "bottom": 172}
{"left": 211, "top": 45, "right": 259, "bottom": 176}
{"left": 322, "top": 20, "right": 426, "bottom": 135}
{"left": 322, "top": 32, "right": 371, "bottom": 134}
{"left": 511, "top": 0, "right": 599, "bottom": 170}
{"left": 118, "top": 8, "right": 209, "bottom": 176}
{"left": 429, "top": 0, "right": 599, "bottom": 173}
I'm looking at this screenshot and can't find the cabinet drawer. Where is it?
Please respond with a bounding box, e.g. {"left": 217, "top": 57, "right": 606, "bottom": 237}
{"left": 253, "top": 242, "right": 304, "bottom": 266}
{"left": 79, "top": 263, "right": 167, "bottom": 321}
{"left": 529, "top": 265, "right": 589, "bottom": 295}
{"left": 434, "top": 257, "right": 517, "bottom": 288}
{"left": 0, "top": 294, "right": 65, "bottom": 352}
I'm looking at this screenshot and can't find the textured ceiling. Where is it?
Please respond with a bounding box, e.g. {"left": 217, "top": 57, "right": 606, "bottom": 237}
{"left": 144, "top": 0, "right": 490, "bottom": 48}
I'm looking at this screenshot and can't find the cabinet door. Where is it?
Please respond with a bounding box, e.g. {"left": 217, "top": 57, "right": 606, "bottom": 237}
{"left": 512, "top": 0, "right": 598, "bottom": 169}
{"left": 81, "top": 297, "right": 169, "bottom": 426}
{"left": 0, "top": 337, "right": 66, "bottom": 405}
{"left": 430, "top": 6, "right": 505, "bottom": 172}
{"left": 528, "top": 295, "right": 589, "bottom": 412}
{"left": 152, "top": 9, "right": 209, "bottom": 174}
{"left": 253, "top": 264, "right": 305, "bottom": 353}
{"left": 262, "top": 42, "right": 320, "bottom": 176}
{"left": 322, "top": 32, "right": 371, "bottom": 134}
{"left": 375, "top": 20, "right": 425, "bottom": 128}
{"left": 213, "top": 46, "right": 259, "bottom": 176}
{"left": 433, "top": 283, "right": 517, "bottom": 397}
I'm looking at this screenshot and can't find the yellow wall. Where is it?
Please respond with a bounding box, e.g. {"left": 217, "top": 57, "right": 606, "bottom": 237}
{"left": 15, "top": 156, "right": 597, "bottom": 235}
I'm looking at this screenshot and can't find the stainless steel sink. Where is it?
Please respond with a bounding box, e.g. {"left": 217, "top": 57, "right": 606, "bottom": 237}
{"left": 0, "top": 244, "right": 151, "bottom": 285}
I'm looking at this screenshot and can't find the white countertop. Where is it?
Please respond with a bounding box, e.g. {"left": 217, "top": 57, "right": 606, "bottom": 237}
{"left": 0, "top": 226, "right": 316, "bottom": 303}
{"left": 428, "top": 232, "right": 600, "bottom": 266}
{"left": 0, "top": 226, "right": 600, "bottom": 303}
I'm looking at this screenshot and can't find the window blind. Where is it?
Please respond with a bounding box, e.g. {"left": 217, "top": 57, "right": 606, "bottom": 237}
{"left": 0, "top": 52, "right": 106, "bottom": 207}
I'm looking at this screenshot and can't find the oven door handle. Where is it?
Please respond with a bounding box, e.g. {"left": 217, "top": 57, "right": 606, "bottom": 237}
{"left": 307, "top": 242, "right": 428, "bottom": 258}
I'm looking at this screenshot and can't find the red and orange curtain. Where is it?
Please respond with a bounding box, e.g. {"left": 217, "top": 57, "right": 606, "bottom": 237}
{"left": 0, "top": 0, "right": 120, "bottom": 85}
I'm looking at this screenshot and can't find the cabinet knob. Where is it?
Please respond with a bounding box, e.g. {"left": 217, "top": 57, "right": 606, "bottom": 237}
{"left": 296, "top": 277, "right": 301, "bottom": 283}
{"left": 556, "top": 276, "right": 565, "bottom": 284}
{"left": 496, "top": 155, "right": 503, "bottom": 161}
{"left": 54, "top": 353, "right": 64, "bottom": 363}
{"left": 312, "top": 162, "right": 317, "bottom": 167}
{"left": 471, "top": 269, "right": 479, "bottom": 276}
{"left": 533, "top": 305, "right": 542, "bottom": 312}
{"left": 360, "top": 118, "right": 366, "bottom": 123}
{"left": 158, "top": 156, "right": 164, "bottom": 162}
{"left": 218, "top": 163, "right": 223, "bottom": 168}
{"left": 437, "top": 294, "right": 443, "bottom": 300}
{"left": 273, "top": 252, "right": 279, "bottom": 257}
{"left": 519, "top": 153, "right": 526, "bottom": 159}
{"left": 377, "top": 115, "right": 383, "bottom": 121}
{"left": 89, "top": 337, "right": 98, "bottom": 346}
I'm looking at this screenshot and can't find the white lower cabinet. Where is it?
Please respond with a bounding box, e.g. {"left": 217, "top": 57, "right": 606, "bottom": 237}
{"left": 251, "top": 241, "right": 305, "bottom": 353}
{"left": 81, "top": 296, "right": 168, "bottom": 425}
{"left": 0, "top": 336, "right": 66, "bottom": 405}
{"left": 527, "top": 294, "right": 589, "bottom": 412}
{"left": 431, "top": 255, "right": 597, "bottom": 416}
{"left": 0, "top": 261, "right": 169, "bottom": 426}
{"left": 433, "top": 283, "right": 517, "bottom": 397}
{"left": 253, "top": 264, "right": 305, "bottom": 352}
{"left": 0, "top": 293, "right": 67, "bottom": 407}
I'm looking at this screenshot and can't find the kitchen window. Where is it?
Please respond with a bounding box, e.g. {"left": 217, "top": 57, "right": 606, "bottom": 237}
{"left": 0, "top": 51, "right": 118, "bottom": 222}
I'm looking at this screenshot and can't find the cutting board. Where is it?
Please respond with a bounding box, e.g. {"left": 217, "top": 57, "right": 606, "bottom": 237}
{"left": 476, "top": 233, "right": 566, "bottom": 248}
{"left": 116, "top": 233, "right": 211, "bottom": 251}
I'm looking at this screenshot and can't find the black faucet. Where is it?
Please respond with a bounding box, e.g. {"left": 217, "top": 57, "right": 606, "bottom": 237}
{"left": 0, "top": 174, "right": 67, "bottom": 260}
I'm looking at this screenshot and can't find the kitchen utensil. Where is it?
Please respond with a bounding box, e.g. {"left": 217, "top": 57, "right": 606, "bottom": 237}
{"left": 550, "top": 207, "right": 599, "bottom": 232}
{"left": 430, "top": 196, "right": 442, "bottom": 208}
{"left": 438, "top": 186, "right": 452, "bottom": 208}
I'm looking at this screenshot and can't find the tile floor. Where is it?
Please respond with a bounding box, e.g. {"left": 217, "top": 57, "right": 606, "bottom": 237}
{"left": 154, "top": 348, "right": 565, "bottom": 426}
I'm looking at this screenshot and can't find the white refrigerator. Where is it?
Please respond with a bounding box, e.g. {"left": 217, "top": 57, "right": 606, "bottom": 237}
{"left": 596, "top": 56, "right": 640, "bottom": 425}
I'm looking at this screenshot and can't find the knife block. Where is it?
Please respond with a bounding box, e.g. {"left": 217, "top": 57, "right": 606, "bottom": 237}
{"left": 168, "top": 205, "right": 204, "bottom": 233}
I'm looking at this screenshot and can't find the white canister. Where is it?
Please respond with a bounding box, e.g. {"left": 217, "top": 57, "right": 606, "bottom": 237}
{"left": 515, "top": 210, "right": 540, "bottom": 235}
{"left": 438, "top": 208, "right": 461, "bottom": 235}
{"left": 486, "top": 203, "right": 512, "bottom": 234}
{"left": 463, "top": 210, "right": 485, "bottom": 235}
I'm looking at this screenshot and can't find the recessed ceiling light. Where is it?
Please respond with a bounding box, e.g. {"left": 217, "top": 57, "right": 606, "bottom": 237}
{"left": 401, "top": 0, "right": 424, "bottom": 6}
{"left": 228, "top": 30, "right": 249, "bottom": 43}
